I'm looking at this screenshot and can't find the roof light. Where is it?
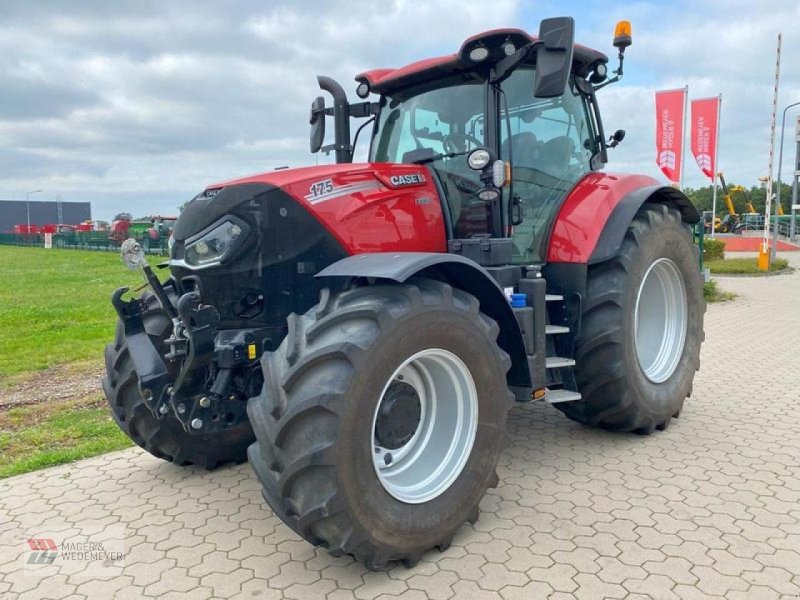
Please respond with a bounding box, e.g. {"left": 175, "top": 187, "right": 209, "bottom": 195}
{"left": 502, "top": 41, "right": 516, "bottom": 56}
{"left": 468, "top": 44, "right": 489, "bottom": 62}
{"left": 589, "top": 62, "right": 608, "bottom": 84}
{"left": 356, "top": 81, "right": 370, "bottom": 98}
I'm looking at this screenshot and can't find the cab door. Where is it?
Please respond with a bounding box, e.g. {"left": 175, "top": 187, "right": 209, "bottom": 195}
{"left": 500, "top": 69, "right": 597, "bottom": 263}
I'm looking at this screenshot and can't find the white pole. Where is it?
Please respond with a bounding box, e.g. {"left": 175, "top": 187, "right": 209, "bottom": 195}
{"left": 680, "top": 85, "right": 688, "bottom": 191}
{"left": 764, "top": 33, "right": 782, "bottom": 254}
{"left": 710, "top": 94, "right": 722, "bottom": 239}
{"left": 792, "top": 116, "right": 800, "bottom": 240}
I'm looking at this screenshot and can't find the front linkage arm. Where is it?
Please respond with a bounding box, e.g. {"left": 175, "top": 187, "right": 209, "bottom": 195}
{"left": 112, "top": 283, "right": 255, "bottom": 436}
{"left": 111, "top": 287, "right": 172, "bottom": 417}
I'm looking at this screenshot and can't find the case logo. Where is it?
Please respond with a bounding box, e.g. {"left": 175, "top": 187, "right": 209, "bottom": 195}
{"left": 389, "top": 173, "right": 426, "bottom": 187}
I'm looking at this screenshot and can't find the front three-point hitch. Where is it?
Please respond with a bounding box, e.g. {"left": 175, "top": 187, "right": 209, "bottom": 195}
{"left": 112, "top": 239, "right": 261, "bottom": 435}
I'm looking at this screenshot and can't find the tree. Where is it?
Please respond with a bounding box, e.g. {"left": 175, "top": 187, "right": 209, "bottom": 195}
{"left": 113, "top": 212, "right": 132, "bottom": 221}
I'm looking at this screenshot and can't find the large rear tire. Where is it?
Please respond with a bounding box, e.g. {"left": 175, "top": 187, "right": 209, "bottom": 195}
{"left": 247, "top": 279, "right": 512, "bottom": 569}
{"left": 102, "top": 292, "right": 254, "bottom": 468}
{"left": 555, "top": 204, "right": 705, "bottom": 433}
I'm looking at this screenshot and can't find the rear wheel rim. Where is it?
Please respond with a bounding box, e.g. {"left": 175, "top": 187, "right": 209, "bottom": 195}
{"left": 634, "top": 258, "right": 688, "bottom": 383}
{"left": 372, "top": 348, "right": 478, "bottom": 504}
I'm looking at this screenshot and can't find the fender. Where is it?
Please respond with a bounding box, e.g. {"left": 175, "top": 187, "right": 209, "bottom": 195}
{"left": 547, "top": 172, "right": 700, "bottom": 264}
{"left": 317, "top": 252, "right": 531, "bottom": 388}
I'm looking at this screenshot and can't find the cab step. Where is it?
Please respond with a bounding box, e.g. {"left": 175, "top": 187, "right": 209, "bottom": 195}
{"left": 545, "top": 324, "right": 570, "bottom": 335}
{"left": 546, "top": 356, "right": 576, "bottom": 369}
{"left": 545, "top": 388, "right": 582, "bottom": 403}
{"left": 545, "top": 294, "right": 563, "bottom": 302}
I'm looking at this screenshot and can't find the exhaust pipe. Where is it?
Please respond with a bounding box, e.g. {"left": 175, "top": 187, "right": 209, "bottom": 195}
{"left": 317, "top": 76, "right": 352, "bottom": 164}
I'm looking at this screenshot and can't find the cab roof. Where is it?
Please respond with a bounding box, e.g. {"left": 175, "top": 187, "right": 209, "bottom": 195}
{"left": 356, "top": 28, "right": 607, "bottom": 95}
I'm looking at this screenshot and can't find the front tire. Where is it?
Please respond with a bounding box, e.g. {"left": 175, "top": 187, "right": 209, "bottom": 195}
{"left": 555, "top": 204, "right": 705, "bottom": 433}
{"left": 102, "top": 292, "right": 254, "bottom": 468}
{"left": 247, "top": 279, "right": 512, "bottom": 569}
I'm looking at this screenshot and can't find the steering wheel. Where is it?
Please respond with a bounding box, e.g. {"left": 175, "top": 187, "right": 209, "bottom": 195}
{"left": 443, "top": 132, "right": 484, "bottom": 155}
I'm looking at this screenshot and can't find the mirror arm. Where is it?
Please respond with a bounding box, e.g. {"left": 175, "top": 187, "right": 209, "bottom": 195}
{"left": 348, "top": 101, "right": 380, "bottom": 118}
{"left": 490, "top": 41, "right": 540, "bottom": 85}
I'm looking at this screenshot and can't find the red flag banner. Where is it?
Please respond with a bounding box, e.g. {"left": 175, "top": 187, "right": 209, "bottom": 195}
{"left": 691, "top": 97, "right": 719, "bottom": 179}
{"left": 655, "top": 89, "right": 685, "bottom": 182}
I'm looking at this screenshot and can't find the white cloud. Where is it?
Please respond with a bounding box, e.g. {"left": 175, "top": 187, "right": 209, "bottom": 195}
{"left": 585, "top": 0, "right": 800, "bottom": 188}
{"left": 0, "top": 0, "right": 797, "bottom": 221}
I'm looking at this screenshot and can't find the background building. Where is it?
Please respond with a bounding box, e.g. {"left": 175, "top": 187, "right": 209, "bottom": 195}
{"left": 0, "top": 200, "right": 92, "bottom": 232}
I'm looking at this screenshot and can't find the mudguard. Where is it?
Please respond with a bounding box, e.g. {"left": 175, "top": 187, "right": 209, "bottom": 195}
{"left": 547, "top": 172, "right": 700, "bottom": 264}
{"left": 317, "top": 252, "right": 531, "bottom": 388}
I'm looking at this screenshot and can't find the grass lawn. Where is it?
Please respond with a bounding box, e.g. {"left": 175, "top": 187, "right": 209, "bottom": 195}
{"left": 0, "top": 395, "right": 131, "bottom": 479}
{"left": 0, "top": 246, "right": 166, "bottom": 385}
{"left": 706, "top": 257, "right": 790, "bottom": 274}
{"left": 0, "top": 246, "right": 168, "bottom": 478}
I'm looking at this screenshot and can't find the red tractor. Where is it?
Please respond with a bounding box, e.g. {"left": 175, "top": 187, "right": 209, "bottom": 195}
{"left": 104, "top": 18, "right": 704, "bottom": 569}
{"left": 12, "top": 224, "right": 41, "bottom": 235}
{"left": 109, "top": 215, "right": 176, "bottom": 249}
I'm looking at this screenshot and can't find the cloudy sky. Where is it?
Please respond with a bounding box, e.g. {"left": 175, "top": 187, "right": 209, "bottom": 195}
{"left": 1, "top": 0, "right": 799, "bottom": 221}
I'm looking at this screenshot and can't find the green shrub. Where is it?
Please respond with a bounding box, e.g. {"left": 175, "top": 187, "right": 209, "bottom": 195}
{"left": 703, "top": 238, "right": 725, "bottom": 262}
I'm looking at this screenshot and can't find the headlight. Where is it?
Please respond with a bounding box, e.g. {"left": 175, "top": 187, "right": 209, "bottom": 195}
{"left": 184, "top": 220, "right": 244, "bottom": 267}
{"left": 467, "top": 148, "right": 491, "bottom": 170}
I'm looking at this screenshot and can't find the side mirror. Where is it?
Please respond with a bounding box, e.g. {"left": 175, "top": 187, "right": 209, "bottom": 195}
{"left": 533, "top": 16, "right": 575, "bottom": 98}
{"left": 608, "top": 129, "right": 626, "bottom": 148}
{"left": 309, "top": 96, "right": 326, "bottom": 153}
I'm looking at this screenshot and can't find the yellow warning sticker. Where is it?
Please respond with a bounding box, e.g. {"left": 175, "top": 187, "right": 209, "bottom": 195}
{"left": 247, "top": 344, "right": 256, "bottom": 360}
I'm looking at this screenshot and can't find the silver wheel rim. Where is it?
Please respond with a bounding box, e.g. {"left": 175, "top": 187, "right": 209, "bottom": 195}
{"left": 634, "top": 258, "right": 688, "bottom": 383}
{"left": 372, "top": 348, "right": 478, "bottom": 504}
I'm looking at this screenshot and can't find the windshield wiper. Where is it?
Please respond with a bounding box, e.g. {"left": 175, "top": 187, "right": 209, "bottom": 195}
{"left": 411, "top": 150, "right": 469, "bottom": 165}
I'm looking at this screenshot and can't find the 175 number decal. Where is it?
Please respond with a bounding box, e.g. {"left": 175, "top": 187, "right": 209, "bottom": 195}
{"left": 309, "top": 179, "right": 334, "bottom": 198}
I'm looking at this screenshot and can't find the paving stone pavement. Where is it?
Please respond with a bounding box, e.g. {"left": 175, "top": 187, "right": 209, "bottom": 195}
{"left": 1, "top": 255, "right": 798, "bottom": 600}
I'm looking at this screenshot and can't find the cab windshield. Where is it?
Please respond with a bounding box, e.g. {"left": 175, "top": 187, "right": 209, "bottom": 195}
{"left": 370, "top": 79, "right": 490, "bottom": 238}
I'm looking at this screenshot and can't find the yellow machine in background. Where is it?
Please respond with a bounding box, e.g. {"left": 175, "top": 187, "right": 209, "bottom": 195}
{"left": 732, "top": 186, "right": 758, "bottom": 214}
{"left": 707, "top": 173, "right": 746, "bottom": 234}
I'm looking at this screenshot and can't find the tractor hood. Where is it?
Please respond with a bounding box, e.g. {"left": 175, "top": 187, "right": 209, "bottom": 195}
{"left": 174, "top": 162, "right": 444, "bottom": 250}
{"left": 168, "top": 161, "right": 445, "bottom": 331}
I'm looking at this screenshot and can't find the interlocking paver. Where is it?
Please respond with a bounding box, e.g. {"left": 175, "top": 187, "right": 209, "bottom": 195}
{"left": 1, "top": 254, "right": 799, "bottom": 599}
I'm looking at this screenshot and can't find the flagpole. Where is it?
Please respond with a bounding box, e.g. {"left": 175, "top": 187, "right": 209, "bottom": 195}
{"left": 710, "top": 94, "right": 722, "bottom": 239}
{"left": 680, "top": 85, "right": 688, "bottom": 190}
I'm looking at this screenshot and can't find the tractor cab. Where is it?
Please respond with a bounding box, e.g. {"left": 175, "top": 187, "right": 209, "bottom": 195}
{"left": 368, "top": 64, "right": 599, "bottom": 263}
{"left": 311, "top": 19, "right": 631, "bottom": 264}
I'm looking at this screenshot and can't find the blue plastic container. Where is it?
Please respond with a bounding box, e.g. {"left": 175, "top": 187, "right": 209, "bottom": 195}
{"left": 510, "top": 293, "right": 527, "bottom": 308}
